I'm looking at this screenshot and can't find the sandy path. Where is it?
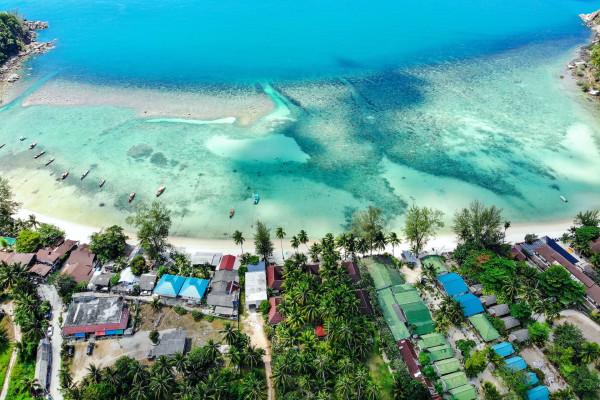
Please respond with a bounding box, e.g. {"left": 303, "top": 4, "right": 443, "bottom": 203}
{"left": 559, "top": 310, "right": 600, "bottom": 345}
{"left": 241, "top": 312, "right": 274, "bottom": 400}
{"left": 0, "top": 302, "right": 22, "bottom": 400}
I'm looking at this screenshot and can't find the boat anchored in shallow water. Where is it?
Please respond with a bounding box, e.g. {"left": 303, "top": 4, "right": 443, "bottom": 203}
{"left": 230, "top": 208, "right": 235, "bottom": 218}
{"left": 156, "top": 185, "right": 165, "bottom": 197}
{"left": 29, "top": 141, "right": 37, "bottom": 149}
{"left": 61, "top": 170, "right": 69, "bottom": 180}
{"left": 128, "top": 192, "right": 136, "bottom": 203}
{"left": 19, "top": 136, "right": 26, "bottom": 141}
{"left": 254, "top": 193, "right": 260, "bottom": 204}
{"left": 34, "top": 150, "right": 45, "bottom": 159}
{"left": 560, "top": 195, "right": 568, "bottom": 203}
{"left": 81, "top": 168, "right": 90, "bottom": 180}
{"left": 0, "top": 143, "right": 5, "bottom": 149}
{"left": 99, "top": 178, "right": 106, "bottom": 187}
{"left": 45, "top": 158, "right": 54, "bottom": 166}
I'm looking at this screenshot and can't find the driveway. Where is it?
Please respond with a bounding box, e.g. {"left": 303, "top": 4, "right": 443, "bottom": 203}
{"left": 242, "top": 312, "right": 274, "bottom": 400}
{"left": 559, "top": 310, "right": 600, "bottom": 345}
{"left": 38, "top": 284, "right": 64, "bottom": 400}
{"left": 520, "top": 346, "right": 567, "bottom": 392}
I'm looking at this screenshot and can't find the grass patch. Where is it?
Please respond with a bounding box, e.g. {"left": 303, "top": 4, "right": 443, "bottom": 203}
{"left": 0, "top": 341, "right": 12, "bottom": 389}
{"left": 6, "top": 359, "right": 35, "bottom": 400}
{"left": 367, "top": 351, "right": 395, "bottom": 398}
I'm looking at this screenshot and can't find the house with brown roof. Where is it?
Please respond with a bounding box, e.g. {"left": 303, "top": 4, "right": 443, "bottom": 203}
{"left": 354, "top": 289, "right": 374, "bottom": 315}
{"left": 29, "top": 263, "right": 53, "bottom": 281}
{"left": 267, "top": 266, "right": 285, "bottom": 292}
{"left": 268, "top": 297, "right": 285, "bottom": 325}
{"left": 61, "top": 263, "right": 94, "bottom": 284}
{"left": 342, "top": 261, "right": 362, "bottom": 284}
{"left": 65, "top": 244, "right": 96, "bottom": 268}
{"left": 35, "top": 239, "right": 77, "bottom": 266}
{"left": 0, "top": 252, "right": 35, "bottom": 267}
{"left": 591, "top": 238, "right": 600, "bottom": 254}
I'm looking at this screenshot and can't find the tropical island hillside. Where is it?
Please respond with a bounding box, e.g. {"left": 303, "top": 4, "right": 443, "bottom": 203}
{"left": 0, "top": 12, "right": 29, "bottom": 65}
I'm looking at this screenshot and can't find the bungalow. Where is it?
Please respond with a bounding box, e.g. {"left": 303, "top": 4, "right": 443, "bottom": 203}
{"left": 315, "top": 325, "right": 327, "bottom": 338}
{"left": 179, "top": 277, "right": 210, "bottom": 302}
{"left": 354, "top": 289, "right": 374, "bottom": 315}
{"left": 479, "top": 295, "right": 497, "bottom": 307}
{"left": 342, "top": 261, "right": 361, "bottom": 284}
{"left": 147, "top": 330, "right": 188, "bottom": 359}
{"left": 526, "top": 386, "right": 550, "bottom": 400}
{"left": 29, "top": 263, "right": 53, "bottom": 281}
{"left": 35, "top": 239, "right": 77, "bottom": 267}
{"left": 65, "top": 244, "right": 96, "bottom": 268}
{"left": 267, "top": 297, "right": 284, "bottom": 325}
{"left": 436, "top": 273, "right": 469, "bottom": 296}
{"left": 434, "top": 358, "right": 461, "bottom": 376}
{"left": 218, "top": 255, "right": 236, "bottom": 271}
{"left": 511, "top": 247, "right": 527, "bottom": 261}
{"left": 491, "top": 342, "right": 515, "bottom": 358}
{"left": 468, "top": 314, "right": 500, "bottom": 342}
{"left": 61, "top": 263, "right": 94, "bottom": 284}
{"left": 154, "top": 274, "right": 186, "bottom": 298}
{"left": 418, "top": 333, "right": 446, "bottom": 350}
{"left": 500, "top": 316, "right": 521, "bottom": 330}
{"left": 428, "top": 344, "right": 454, "bottom": 362}
{"left": 487, "top": 304, "right": 510, "bottom": 318}
{"left": 0, "top": 251, "right": 35, "bottom": 267}
{"left": 206, "top": 269, "right": 239, "bottom": 316}
{"left": 267, "top": 265, "right": 285, "bottom": 292}
{"left": 453, "top": 293, "right": 484, "bottom": 317}
{"left": 401, "top": 251, "right": 419, "bottom": 268}
{"left": 139, "top": 273, "right": 158, "bottom": 295}
{"left": 449, "top": 385, "right": 478, "bottom": 400}
{"left": 508, "top": 328, "right": 530, "bottom": 343}
{"left": 469, "top": 284, "right": 483, "bottom": 296}
{"left": 89, "top": 272, "right": 116, "bottom": 291}
{"left": 506, "top": 356, "right": 527, "bottom": 371}
{"left": 440, "top": 371, "right": 469, "bottom": 391}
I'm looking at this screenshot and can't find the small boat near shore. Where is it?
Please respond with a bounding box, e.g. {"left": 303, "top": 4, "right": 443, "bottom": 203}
{"left": 45, "top": 158, "right": 54, "bottom": 166}
{"left": 81, "top": 168, "right": 90, "bottom": 180}
{"left": 99, "top": 178, "right": 106, "bottom": 187}
{"left": 560, "top": 195, "right": 568, "bottom": 203}
{"left": 230, "top": 208, "right": 235, "bottom": 218}
{"left": 29, "top": 141, "right": 37, "bottom": 149}
{"left": 156, "top": 185, "right": 165, "bottom": 197}
{"left": 61, "top": 170, "right": 69, "bottom": 180}
{"left": 0, "top": 143, "right": 5, "bottom": 149}
{"left": 34, "top": 150, "right": 46, "bottom": 159}
{"left": 19, "top": 136, "right": 26, "bottom": 141}
{"left": 253, "top": 193, "right": 260, "bottom": 204}
{"left": 128, "top": 192, "right": 136, "bottom": 203}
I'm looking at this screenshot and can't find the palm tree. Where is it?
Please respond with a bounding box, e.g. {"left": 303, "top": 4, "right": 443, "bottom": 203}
{"left": 502, "top": 276, "right": 521, "bottom": 302}
{"left": 373, "top": 230, "right": 387, "bottom": 254}
{"left": 172, "top": 351, "right": 188, "bottom": 376}
{"left": 298, "top": 230, "right": 309, "bottom": 250}
{"left": 276, "top": 227, "right": 286, "bottom": 261}
{"left": 128, "top": 362, "right": 149, "bottom": 385}
{"left": 150, "top": 297, "right": 163, "bottom": 313}
{"left": 130, "top": 382, "right": 149, "bottom": 400}
{"left": 335, "top": 374, "right": 354, "bottom": 400}
{"left": 518, "top": 285, "right": 540, "bottom": 306}
{"left": 356, "top": 238, "right": 369, "bottom": 257}
{"left": 59, "top": 368, "right": 73, "bottom": 389}
{"left": 242, "top": 376, "right": 266, "bottom": 400}
{"left": 309, "top": 242, "right": 321, "bottom": 262}
{"left": 19, "top": 376, "right": 40, "bottom": 396}
{"left": 387, "top": 232, "right": 401, "bottom": 257}
{"left": 149, "top": 371, "right": 175, "bottom": 400}
{"left": 355, "top": 368, "right": 369, "bottom": 399}
{"left": 27, "top": 214, "right": 39, "bottom": 229}
{"left": 221, "top": 322, "right": 237, "bottom": 346}
{"left": 336, "top": 233, "right": 349, "bottom": 259}
{"left": 290, "top": 236, "right": 300, "bottom": 253}
{"left": 85, "top": 363, "right": 102, "bottom": 385}
{"left": 101, "top": 366, "right": 120, "bottom": 386}
{"left": 580, "top": 342, "right": 600, "bottom": 365}
{"left": 233, "top": 230, "right": 245, "bottom": 254}
{"left": 244, "top": 346, "right": 266, "bottom": 370}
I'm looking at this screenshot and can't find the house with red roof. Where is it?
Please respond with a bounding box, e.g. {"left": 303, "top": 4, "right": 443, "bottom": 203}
{"left": 267, "top": 266, "right": 285, "bottom": 292}
{"left": 315, "top": 325, "right": 326, "bottom": 338}
{"left": 218, "top": 255, "right": 236, "bottom": 271}
{"left": 61, "top": 263, "right": 94, "bottom": 284}
{"left": 354, "top": 289, "right": 374, "bottom": 315}
{"left": 268, "top": 297, "right": 285, "bottom": 325}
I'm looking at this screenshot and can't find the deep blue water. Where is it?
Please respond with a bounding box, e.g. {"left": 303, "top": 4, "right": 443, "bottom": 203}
{"left": 8, "top": 0, "right": 600, "bottom": 84}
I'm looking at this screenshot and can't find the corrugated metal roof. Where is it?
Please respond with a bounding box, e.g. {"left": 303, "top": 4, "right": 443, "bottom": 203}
{"left": 469, "top": 314, "right": 500, "bottom": 342}
{"left": 441, "top": 372, "right": 468, "bottom": 390}
{"left": 179, "top": 277, "right": 210, "bottom": 299}
{"left": 491, "top": 342, "right": 515, "bottom": 358}
{"left": 418, "top": 333, "right": 446, "bottom": 349}
{"left": 526, "top": 386, "right": 549, "bottom": 400}
{"left": 434, "top": 358, "right": 461, "bottom": 375}
{"left": 428, "top": 344, "right": 454, "bottom": 362}
{"left": 154, "top": 274, "right": 186, "bottom": 296}
{"left": 506, "top": 356, "right": 527, "bottom": 371}
{"left": 449, "top": 384, "right": 478, "bottom": 400}
{"left": 437, "top": 273, "right": 468, "bottom": 296}
{"left": 453, "top": 293, "right": 484, "bottom": 316}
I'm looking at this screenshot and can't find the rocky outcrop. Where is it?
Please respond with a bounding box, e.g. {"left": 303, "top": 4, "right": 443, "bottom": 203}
{"left": 23, "top": 20, "right": 49, "bottom": 31}
{"left": 568, "top": 10, "right": 600, "bottom": 98}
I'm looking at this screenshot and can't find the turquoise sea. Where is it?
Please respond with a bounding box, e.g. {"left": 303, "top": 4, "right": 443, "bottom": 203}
{"left": 1, "top": 0, "right": 600, "bottom": 238}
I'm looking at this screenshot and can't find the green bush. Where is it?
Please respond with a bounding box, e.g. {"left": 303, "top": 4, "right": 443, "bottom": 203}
{"left": 131, "top": 285, "right": 140, "bottom": 296}
{"left": 173, "top": 306, "right": 187, "bottom": 315}
{"left": 149, "top": 330, "right": 159, "bottom": 344}
{"left": 191, "top": 310, "right": 203, "bottom": 321}
{"left": 456, "top": 339, "right": 477, "bottom": 357}
{"left": 205, "top": 315, "right": 214, "bottom": 322}
{"left": 259, "top": 300, "right": 271, "bottom": 314}
{"left": 110, "top": 273, "right": 121, "bottom": 287}
{"left": 130, "top": 255, "right": 149, "bottom": 276}
{"left": 418, "top": 351, "right": 431, "bottom": 365}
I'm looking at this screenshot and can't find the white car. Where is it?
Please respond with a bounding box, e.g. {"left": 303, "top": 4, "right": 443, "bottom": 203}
{"left": 47, "top": 325, "right": 53, "bottom": 337}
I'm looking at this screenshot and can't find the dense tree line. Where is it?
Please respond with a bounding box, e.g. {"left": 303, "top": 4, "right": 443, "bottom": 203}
{"left": 0, "top": 11, "right": 26, "bottom": 65}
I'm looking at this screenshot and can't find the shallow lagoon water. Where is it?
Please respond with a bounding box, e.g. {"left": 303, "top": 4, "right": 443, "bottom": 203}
{"left": 1, "top": 1, "right": 600, "bottom": 238}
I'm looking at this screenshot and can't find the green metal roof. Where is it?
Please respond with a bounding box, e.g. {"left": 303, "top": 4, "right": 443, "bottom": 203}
{"left": 469, "top": 314, "right": 500, "bottom": 342}
{"left": 402, "top": 302, "right": 434, "bottom": 325}
{"left": 428, "top": 344, "right": 454, "bottom": 361}
{"left": 450, "top": 385, "right": 478, "bottom": 400}
{"left": 413, "top": 321, "right": 436, "bottom": 335}
{"left": 391, "top": 284, "right": 416, "bottom": 294}
{"left": 441, "top": 372, "right": 469, "bottom": 390}
{"left": 434, "top": 358, "right": 461, "bottom": 375}
{"left": 421, "top": 255, "right": 448, "bottom": 274}
{"left": 394, "top": 290, "right": 422, "bottom": 305}
{"left": 418, "top": 333, "right": 447, "bottom": 349}
{"left": 378, "top": 288, "right": 410, "bottom": 340}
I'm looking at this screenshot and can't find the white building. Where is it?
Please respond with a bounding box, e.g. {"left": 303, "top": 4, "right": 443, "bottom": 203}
{"left": 245, "top": 270, "right": 267, "bottom": 310}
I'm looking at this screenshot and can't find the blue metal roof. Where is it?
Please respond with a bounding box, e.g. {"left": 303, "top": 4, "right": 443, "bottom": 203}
{"left": 179, "top": 277, "right": 210, "bottom": 299}
{"left": 453, "top": 293, "right": 484, "bottom": 316}
{"left": 526, "top": 386, "right": 549, "bottom": 400}
{"left": 402, "top": 250, "right": 418, "bottom": 263}
{"left": 519, "top": 240, "right": 544, "bottom": 254}
{"left": 154, "top": 274, "right": 186, "bottom": 296}
{"left": 437, "top": 273, "right": 468, "bottom": 296}
{"left": 526, "top": 372, "right": 539, "bottom": 387}
{"left": 247, "top": 261, "right": 265, "bottom": 272}
{"left": 74, "top": 332, "right": 86, "bottom": 338}
{"left": 506, "top": 356, "right": 527, "bottom": 371}
{"left": 491, "top": 342, "right": 515, "bottom": 358}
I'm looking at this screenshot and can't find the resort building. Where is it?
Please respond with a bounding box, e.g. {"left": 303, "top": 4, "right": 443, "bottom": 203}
{"left": 487, "top": 304, "right": 510, "bottom": 318}
{"left": 153, "top": 274, "right": 186, "bottom": 298}
{"left": 218, "top": 255, "right": 237, "bottom": 271}
{"left": 35, "top": 239, "right": 77, "bottom": 267}
{"left": 428, "top": 344, "right": 454, "bottom": 362}
{"left": 0, "top": 251, "right": 35, "bottom": 267}
{"left": 453, "top": 293, "right": 484, "bottom": 317}
{"left": 61, "top": 294, "right": 129, "bottom": 339}
{"left": 500, "top": 316, "right": 521, "bottom": 330}
{"left": 34, "top": 338, "right": 52, "bottom": 391}
{"left": 440, "top": 371, "right": 469, "bottom": 391}
{"left": 245, "top": 270, "right": 267, "bottom": 310}
{"left": 206, "top": 269, "right": 239, "bottom": 316}
{"left": 448, "top": 384, "right": 478, "bottom": 400}
{"left": 147, "top": 330, "right": 188, "bottom": 359}
{"left": 417, "top": 333, "right": 446, "bottom": 350}
{"left": 61, "top": 262, "right": 94, "bottom": 284}
{"left": 591, "top": 237, "right": 600, "bottom": 254}
{"left": 491, "top": 342, "right": 515, "bottom": 358}
{"left": 468, "top": 314, "right": 500, "bottom": 342}
{"left": 401, "top": 250, "right": 419, "bottom": 268}
{"left": 65, "top": 243, "right": 96, "bottom": 268}
{"left": 191, "top": 252, "right": 222, "bottom": 267}
{"left": 353, "top": 289, "right": 374, "bottom": 315}
{"left": 89, "top": 272, "right": 116, "bottom": 291}
{"left": 434, "top": 358, "right": 461, "bottom": 376}
{"left": 506, "top": 356, "right": 527, "bottom": 371}
{"left": 342, "top": 261, "right": 361, "bottom": 283}
{"left": 436, "top": 273, "right": 469, "bottom": 296}
{"left": 468, "top": 284, "right": 483, "bottom": 296}
{"left": 178, "top": 277, "right": 210, "bottom": 302}
{"left": 267, "top": 265, "right": 285, "bottom": 292}
{"left": 397, "top": 339, "right": 422, "bottom": 378}
{"left": 267, "top": 297, "right": 285, "bottom": 325}
{"left": 509, "top": 328, "right": 530, "bottom": 343}
{"left": 29, "top": 263, "right": 53, "bottom": 281}
{"left": 479, "top": 294, "right": 497, "bottom": 307}
{"left": 526, "top": 386, "right": 550, "bottom": 400}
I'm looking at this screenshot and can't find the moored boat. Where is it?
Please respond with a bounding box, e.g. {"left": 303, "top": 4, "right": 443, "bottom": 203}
{"left": 19, "top": 136, "right": 26, "bottom": 141}
{"left": 156, "top": 185, "right": 165, "bottom": 197}
{"left": 81, "top": 168, "right": 90, "bottom": 180}
{"left": 560, "top": 195, "right": 568, "bottom": 203}
{"left": 0, "top": 143, "right": 5, "bottom": 149}
{"left": 128, "top": 192, "right": 136, "bottom": 203}
{"left": 34, "top": 150, "right": 46, "bottom": 159}
{"left": 253, "top": 193, "right": 260, "bottom": 204}
{"left": 61, "top": 170, "right": 69, "bottom": 180}
{"left": 29, "top": 141, "right": 37, "bottom": 149}
{"left": 99, "top": 178, "right": 106, "bottom": 187}
{"left": 45, "top": 158, "right": 54, "bottom": 166}
{"left": 230, "top": 208, "right": 235, "bottom": 218}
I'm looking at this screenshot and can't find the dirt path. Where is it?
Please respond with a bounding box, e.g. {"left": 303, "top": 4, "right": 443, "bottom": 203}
{"left": 559, "top": 310, "right": 600, "bottom": 345}
{"left": 241, "top": 312, "right": 274, "bottom": 400}
{"left": 0, "top": 302, "right": 22, "bottom": 400}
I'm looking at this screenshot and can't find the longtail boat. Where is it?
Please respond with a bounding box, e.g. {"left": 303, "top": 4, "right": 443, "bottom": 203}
{"left": 81, "top": 168, "right": 90, "bottom": 180}
{"left": 61, "top": 170, "right": 69, "bottom": 180}
{"left": 45, "top": 158, "right": 54, "bottom": 166}
{"left": 230, "top": 208, "right": 235, "bottom": 218}
{"left": 253, "top": 193, "right": 259, "bottom": 204}
{"left": 156, "top": 185, "right": 165, "bottom": 197}
{"left": 34, "top": 150, "right": 45, "bottom": 159}
{"left": 99, "top": 179, "right": 106, "bottom": 187}
{"left": 0, "top": 143, "right": 5, "bottom": 149}
{"left": 128, "top": 192, "right": 135, "bottom": 203}
{"left": 29, "top": 141, "right": 37, "bottom": 149}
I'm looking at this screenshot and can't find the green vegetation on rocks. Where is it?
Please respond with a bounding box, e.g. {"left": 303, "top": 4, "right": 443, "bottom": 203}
{"left": 0, "top": 12, "right": 26, "bottom": 65}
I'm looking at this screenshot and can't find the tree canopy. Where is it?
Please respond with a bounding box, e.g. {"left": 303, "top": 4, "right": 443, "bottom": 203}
{"left": 0, "top": 177, "right": 21, "bottom": 235}
{"left": 0, "top": 12, "right": 26, "bottom": 65}
{"left": 403, "top": 205, "right": 444, "bottom": 253}
{"left": 254, "top": 220, "right": 274, "bottom": 262}
{"left": 125, "top": 201, "right": 171, "bottom": 260}
{"left": 452, "top": 200, "right": 506, "bottom": 252}
{"left": 90, "top": 225, "right": 128, "bottom": 262}
{"left": 350, "top": 205, "right": 387, "bottom": 253}
{"left": 540, "top": 265, "right": 585, "bottom": 305}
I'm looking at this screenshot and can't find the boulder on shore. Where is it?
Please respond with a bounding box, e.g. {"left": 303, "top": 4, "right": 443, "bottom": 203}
{"left": 6, "top": 74, "right": 20, "bottom": 83}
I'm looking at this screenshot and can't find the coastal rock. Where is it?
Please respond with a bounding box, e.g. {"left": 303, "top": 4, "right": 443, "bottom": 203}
{"left": 580, "top": 11, "right": 600, "bottom": 25}
{"left": 24, "top": 20, "right": 49, "bottom": 30}
{"left": 590, "top": 89, "right": 599, "bottom": 96}
{"left": 6, "top": 74, "right": 20, "bottom": 83}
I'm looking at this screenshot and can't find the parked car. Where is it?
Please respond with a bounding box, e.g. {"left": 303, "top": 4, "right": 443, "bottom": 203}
{"left": 47, "top": 325, "right": 53, "bottom": 337}
{"left": 86, "top": 342, "right": 94, "bottom": 356}
{"left": 67, "top": 345, "right": 75, "bottom": 357}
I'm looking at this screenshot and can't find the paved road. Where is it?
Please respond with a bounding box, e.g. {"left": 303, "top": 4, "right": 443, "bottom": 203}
{"left": 38, "top": 284, "right": 64, "bottom": 400}
{"left": 559, "top": 309, "right": 600, "bottom": 345}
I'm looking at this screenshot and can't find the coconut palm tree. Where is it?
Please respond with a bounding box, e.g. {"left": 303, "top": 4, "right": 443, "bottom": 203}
{"left": 130, "top": 382, "right": 149, "bottom": 400}
{"left": 232, "top": 230, "right": 245, "bottom": 254}
{"left": 59, "top": 367, "right": 73, "bottom": 389}
{"left": 290, "top": 235, "right": 300, "bottom": 254}
{"left": 335, "top": 374, "right": 354, "bottom": 400}
{"left": 502, "top": 276, "right": 521, "bottom": 302}
{"left": 149, "top": 371, "right": 176, "bottom": 400}
{"left": 356, "top": 238, "right": 369, "bottom": 258}
{"left": 387, "top": 232, "right": 401, "bottom": 257}
{"left": 150, "top": 297, "right": 163, "bottom": 313}
{"left": 244, "top": 345, "right": 266, "bottom": 370}
{"left": 19, "top": 376, "right": 41, "bottom": 396}
{"left": 335, "top": 233, "right": 349, "bottom": 259}
{"left": 101, "top": 366, "right": 120, "bottom": 386}
{"left": 373, "top": 230, "right": 387, "bottom": 254}
{"left": 298, "top": 230, "right": 309, "bottom": 250}
{"left": 86, "top": 363, "right": 102, "bottom": 385}
{"left": 309, "top": 242, "right": 321, "bottom": 262}
{"left": 172, "top": 351, "right": 188, "bottom": 376}
{"left": 128, "top": 362, "right": 149, "bottom": 385}
{"left": 27, "top": 214, "right": 39, "bottom": 229}
{"left": 275, "top": 227, "right": 286, "bottom": 261}
{"left": 221, "top": 322, "right": 237, "bottom": 346}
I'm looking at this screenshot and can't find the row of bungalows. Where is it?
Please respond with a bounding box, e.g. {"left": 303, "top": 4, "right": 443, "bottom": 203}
{"left": 266, "top": 261, "right": 371, "bottom": 325}
{"left": 516, "top": 236, "right": 600, "bottom": 311}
